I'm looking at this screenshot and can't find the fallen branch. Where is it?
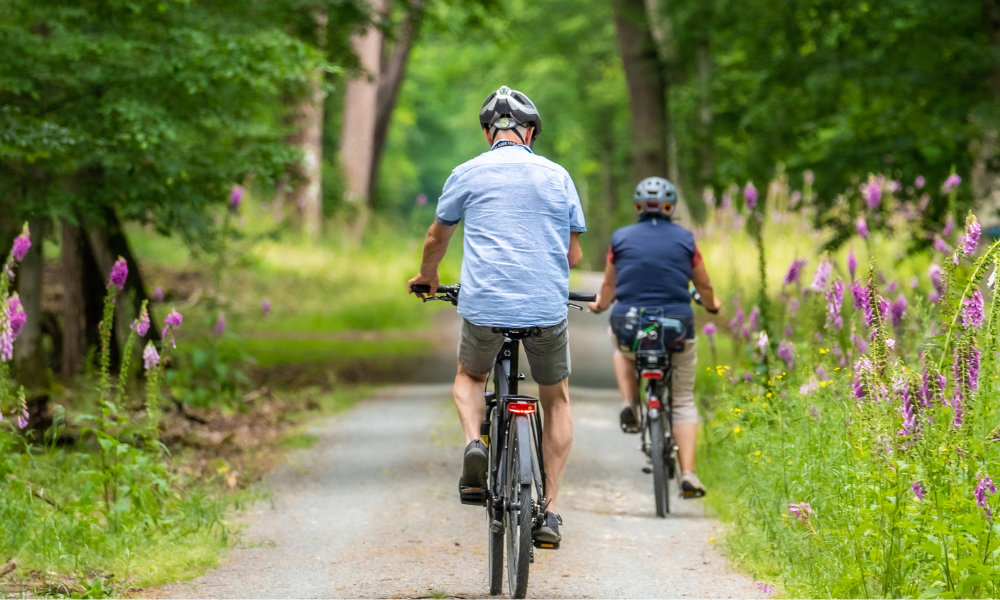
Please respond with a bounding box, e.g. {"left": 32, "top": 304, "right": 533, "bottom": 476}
{"left": 0, "top": 559, "right": 15, "bottom": 578}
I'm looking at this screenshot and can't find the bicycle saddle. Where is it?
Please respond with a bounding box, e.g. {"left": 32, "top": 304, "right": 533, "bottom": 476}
{"left": 491, "top": 326, "right": 541, "bottom": 339}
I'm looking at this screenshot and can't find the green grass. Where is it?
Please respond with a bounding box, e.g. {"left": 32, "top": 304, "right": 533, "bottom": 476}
{"left": 245, "top": 338, "right": 430, "bottom": 366}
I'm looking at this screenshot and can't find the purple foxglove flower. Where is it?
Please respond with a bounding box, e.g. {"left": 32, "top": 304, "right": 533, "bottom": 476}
{"left": 800, "top": 380, "right": 819, "bottom": 394}
{"left": 8, "top": 295, "right": 26, "bottom": 341}
{"left": 130, "top": 306, "right": 150, "bottom": 337}
{"left": 744, "top": 182, "right": 759, "bottom": 210}
{"left": 949, "top": 393, "right": 964, "bottom": 428}
{"left": 11, "top": 227, "right": 31, "bottom": 262}
{"left": 16, "top": 409, "right": 28, "bottom": 429}
{"left": 0, "top": 317, "right": 12, "bottom": 362}
{"left": 108, "top": 257, "right": 128, "bottom": 291}
{"left": 142, "top": 341, "right": 160, "bottom": 371}
{"left": 963, "top": 217, "right": 981, "bottom": 255}
{"left": 814, "top": 331, "right": 824, "bottom": 344}
{"left": 816, "top": 365, "right": 828, "bottom": 381}
{"left": 889, "top": 295, "right": 907, "bottom": 327}
{"left": 848, "top": 250, "right": 858, "bottom": 279}
{"left": 262, "top": 299, "right": 272, "bottom": 315}
{"left": 942, "top": 174, "right": 962, "bottom": 194}
{"left": 853, "top": 358, "right": 872, "bottom": 401}
{"left": 152, "top": 286, "right": 165, "bottom": 303}
{"left": 975, "top": 474, "right": 995, "bottom": 518}
{"left": 788, "top": 502, "right": 815, "bottom": 523}
{"left": 920, "top": 369, "right": 946, "bottom": 408}
{"left": 826, "top": 278, "right": 844, "bottom": 331}
{"left": 851, "top": 280, "right": 866, "bottom": 309}
{"left": 865, "top": 181, "right": 882, "bottom": 209}
{"left": 785, "top": 325, "right": 793, "bottom": 338}
{"left": 721, "top": 193, "right": 732, "bottom": 211}
{"left": 783, "top": 258, "right": 808, "bottom": 285}
{"left": 789, "top": 297, "right": 800, "bottom": 318}
{"left": 856, "top": 217, "right": 869, "bottom": 239}
{"left": 899, "top": 385, "right": 916, "bottom": 437}
{"left": 214, "top": 313, "right": 226, "bottom": 336}
{"left": 810, "top": 259, "right": 833, "bottom": 293}
{"left": 910, "top": 276, "right": 919, "bottom": 289}
{"left": 777, "top": 341, "right": 794, "bottom": 369}
{"left": 851, "top": 332, "right": 868, "bottom": 356}
{"left": 933, "top": 236, "right": 950, "bottom": 255}
{"left": 749, "top": 306, "right": 761, "bottom": 332}
{"left": 911, "top": 481, "right": 925, "bottom": 500}
{"left": 230, "top": 185, "right": 244, "bottom": 210}
{"left": 886, "top": 338, "right": 896, "bottom": 349}
{"left": 702, "top": 322, "right": 717, "bottom": 339}
{"left": 960, "top": 290, "right": 984, "bottom": 329}
{"left": 728, "top": 306, "right": 744, "bottom": 339}
{"left": 943, "top": 215, "right": 956, "bottom": 238}
{"left": 929, "top": 263, "right": 943, "bottom": 293}
{"left": 160, "top": 326, "right": 169, "bottom": 340}
{"left": 915, "top": 175, "right": 926, "bottom": 190}
{"left": 164, "top": 309, "right": 183, "bottom": 327}
{"left": 803, "top": 170, "right": 815, "bottom": 185}
{"left": 887, "top": 280, "right": 898, "bottom": 294}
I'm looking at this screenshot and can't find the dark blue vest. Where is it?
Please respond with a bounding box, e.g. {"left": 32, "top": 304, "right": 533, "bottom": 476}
{"left": 609, "top": 217, "right": 696, "bottom": 337}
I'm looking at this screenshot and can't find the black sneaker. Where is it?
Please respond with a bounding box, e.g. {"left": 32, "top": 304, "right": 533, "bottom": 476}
{"left": 458, "top": 440, "right": 488, "bottom": 506}
{"left": 620, "top": 406, "right": 640, "bottom": 434}
{"left": 533, "top": 510, "right": 563, "bottom": 548}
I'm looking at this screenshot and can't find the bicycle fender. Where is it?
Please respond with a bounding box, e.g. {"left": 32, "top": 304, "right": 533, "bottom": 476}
{"left": 648, "top": 407, "right": 660, "bottom": 420}
{"left": 515, "top": 415, "right": 534, "bottom": 486}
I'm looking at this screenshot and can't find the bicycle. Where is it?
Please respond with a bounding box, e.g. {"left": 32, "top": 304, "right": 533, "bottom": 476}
{"left": 614, "top": 307, "right": 690, "bottom": 517}
{"left": 410, "top": 283, "right": 595, "bottom": 599}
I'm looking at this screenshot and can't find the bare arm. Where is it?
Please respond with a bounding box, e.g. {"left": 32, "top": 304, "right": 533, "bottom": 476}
{"left": 407, "top": 220, "right": 457, "bottom": 297}
{"left": 692, "top": 261, "right": 722, "bottom": 312}
{"left": 588, "top": 254, "right": 616, "bottom": 314}
{"left": 568, "top": 232, "right": 583, "bottom": 269}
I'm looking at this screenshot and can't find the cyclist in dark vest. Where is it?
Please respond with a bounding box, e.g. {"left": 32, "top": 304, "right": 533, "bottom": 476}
{"left": 588, "top": 177, "right": 721, "bottom": 497}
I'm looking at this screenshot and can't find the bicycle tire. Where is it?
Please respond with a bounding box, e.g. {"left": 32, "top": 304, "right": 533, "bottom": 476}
{"left": 650, "top": 412, "right": 669, "bottom": 517}
{"left": 487, "top": 408, "right": 503, "bottom": 596}
{"left": 505, "top": 421, "right": 532, "bottom": 598}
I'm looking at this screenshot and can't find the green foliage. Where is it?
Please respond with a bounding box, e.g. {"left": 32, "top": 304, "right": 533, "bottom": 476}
{"left": 701, "top": 195, "right": 1000, "bottom": 596}
{"left": 0, "top": 0, "right": 362, "bottom": 244}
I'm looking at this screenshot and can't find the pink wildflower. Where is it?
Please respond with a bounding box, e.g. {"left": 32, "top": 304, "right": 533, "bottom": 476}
{"left": 164, "top": 310, "right": 183, "bottom": 327}
{"left": 214, "top": 313, "right": 226, "bottom": 336}
{"left": 744, "top": 182, "right": 759, "bottom": 210}
{"left": 810, "top": 259, "right": 832, "bottom": 292}
{"left": 142, "top": 341, "right": 160, "bottom": 371}
{"left": 789, "top": 502, "right": 815, "bottom": 523}
{"left": 262, "top": 299, "right": 272, "bottom": 315}
{"left": 8, "top": 295, "right": 26, "bottom": 341}
{"left": 11, "top": 226, "right": 31, "bottom": 262}
{"left": 856, "top": 217, "right": 869, "bottom": 238}
{"left": 915, "top": 175, "right": 925, "bottom": 189}
{"left": 942, "top": 174, "right": 962, "bottom": 194}
{"left": 108, "top": 257, "right": 128, "bottom": 291}
{"left": 230, "top": 185, "right": 244, "bottom": 209}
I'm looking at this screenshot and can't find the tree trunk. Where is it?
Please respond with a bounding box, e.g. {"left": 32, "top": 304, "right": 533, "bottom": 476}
{"left": 695, "top": 37, "right": 713, "bottom": 186}
{"left": 340, "top": 0, "right": 388, "bottom": 229}
{"left": 974, "top": 0, "right": 1000, "bottom": 225}
{"left": 15, "top": 219, "right": 47, "bottom": 389}
{"left": 277, "top": 12, "right": 327, "bottom": 238}
{"left": 612, "top": 0, "right": 668, "bottom": 185}
{"left": 60, "top": 222, "right": 87, "bottom": 376}
{"left": 369, "top": 0, "right": 426, "bottom": 201}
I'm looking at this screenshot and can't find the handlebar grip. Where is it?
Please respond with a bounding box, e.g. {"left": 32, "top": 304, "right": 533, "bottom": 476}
{"left": 410, "top": 284, "right": 432, "bottom": 294}
{"left": 568, "top": 292, "right": 597, "bottom": 302}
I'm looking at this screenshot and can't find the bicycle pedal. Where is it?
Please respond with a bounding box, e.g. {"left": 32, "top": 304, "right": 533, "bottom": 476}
{"left": 459, "top": 486, "right": 488, "bottom": 506}
{"left": 533, "top": 540, "right": 560, "bottom": 550}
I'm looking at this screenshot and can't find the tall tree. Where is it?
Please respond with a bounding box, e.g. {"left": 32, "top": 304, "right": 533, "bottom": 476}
{"left": 611, "top": 0, "right": 668, "bottom": 186}
{"left": 340, "top": 0, "right": 388, "bottom": 229}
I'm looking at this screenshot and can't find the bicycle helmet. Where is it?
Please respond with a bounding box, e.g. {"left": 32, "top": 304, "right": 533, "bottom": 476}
{"left": 633, "top": 177, "right": 678, "bottom": 219}
{"left": 479, "top": 86, "right": 542, "bottom": 145}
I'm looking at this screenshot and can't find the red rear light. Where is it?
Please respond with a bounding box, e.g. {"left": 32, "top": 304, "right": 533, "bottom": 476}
{"left": 508, "top": 402, "right": 536, "bottom": 414}
{"left": 641, "top": 370, "right": 664, "bottom": 379}
{"left": 648, "top": 398, "right": 661, "bottom": 409}
{"left": 645, "top": 200, "right": 660, "bottom": 211}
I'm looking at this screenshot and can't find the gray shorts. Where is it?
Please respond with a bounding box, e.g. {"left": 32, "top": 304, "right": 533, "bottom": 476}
{"left": 458, "top": 319, "right": 571, "bottom": 386}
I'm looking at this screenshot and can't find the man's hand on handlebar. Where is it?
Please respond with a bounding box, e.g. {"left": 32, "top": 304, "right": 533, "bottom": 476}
{"left": 706, "top": 296, "right": 722, "bottom": 314}
{"left": 588, "top": 293, "right": 608, "bottom": 314}
{"left": 407, "top": 271, "right": 439, "bottom": 300}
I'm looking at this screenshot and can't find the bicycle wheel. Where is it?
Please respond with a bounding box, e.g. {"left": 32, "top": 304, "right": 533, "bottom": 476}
{"left": 505, "top": 419, "right": 532, "bottom": 599}
{"left": 650, "top": 411, "right": 669, "bottom": 517}
{"left": 486, "top": 407, "right": 503, "bottom": 596}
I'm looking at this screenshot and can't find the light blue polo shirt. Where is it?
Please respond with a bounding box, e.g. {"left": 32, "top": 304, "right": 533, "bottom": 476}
{"left": 435, "top": 141, "right": 587, "bottom": 327}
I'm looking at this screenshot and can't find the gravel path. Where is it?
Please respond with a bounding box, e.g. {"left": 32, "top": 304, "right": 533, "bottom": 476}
{"left": 157, "top": 384, "right": 758, "bottom": 599}
{"left": 157, "top": 272, "right": 759, "bottom": 598}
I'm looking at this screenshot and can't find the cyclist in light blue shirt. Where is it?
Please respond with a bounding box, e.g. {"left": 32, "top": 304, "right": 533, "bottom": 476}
{"left": 408, "top": 86, "right": 585, "bottom": 545}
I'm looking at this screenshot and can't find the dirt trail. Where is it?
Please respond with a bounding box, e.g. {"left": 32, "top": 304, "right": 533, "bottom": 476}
{"left": 157, "top": 272, "right": 760, "bottom": 598}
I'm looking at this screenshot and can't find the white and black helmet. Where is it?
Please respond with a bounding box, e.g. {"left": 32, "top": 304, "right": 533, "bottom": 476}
{"left": 480, "top": 86, "right": 542, "bottom": 143}
{"left": 634, "top": 177, "right": 678, "bottom": 218}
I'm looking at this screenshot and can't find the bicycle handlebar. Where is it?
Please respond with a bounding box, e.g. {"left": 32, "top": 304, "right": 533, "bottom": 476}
{"left": 410, "top": 284, "right": 595, "bottom": 302}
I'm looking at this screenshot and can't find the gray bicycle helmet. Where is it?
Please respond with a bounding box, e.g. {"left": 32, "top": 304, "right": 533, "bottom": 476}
{"left": 634, "top": 177, "right": 678, "bottom": 218}
{"left": 479, "top": 86, "right": 542, "bottom": 144}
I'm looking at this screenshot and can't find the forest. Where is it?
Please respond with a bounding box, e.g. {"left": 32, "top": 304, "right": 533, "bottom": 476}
{"left": 4, "top": 0, "right": 1000, "bottom": 597}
